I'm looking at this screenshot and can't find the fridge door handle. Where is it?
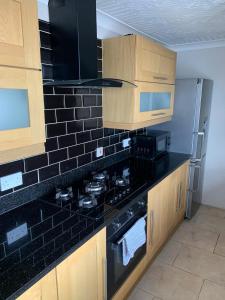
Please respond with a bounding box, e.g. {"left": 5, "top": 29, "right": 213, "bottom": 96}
{"left": 189, "top": 164, "right": 201, "bottom": 193}
{"left": 191, "top": 131, "right": 205, "bottom": 162}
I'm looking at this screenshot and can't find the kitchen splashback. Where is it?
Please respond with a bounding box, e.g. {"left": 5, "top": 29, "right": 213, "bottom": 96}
{"left": 0, "top": 20, "right": 146, "bottom": 201}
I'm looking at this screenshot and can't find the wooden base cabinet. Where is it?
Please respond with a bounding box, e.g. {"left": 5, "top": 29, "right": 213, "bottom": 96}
{"left": 147, "top": 161, "right": 189, "bottom": 262}
{"left": 16, "top": 270, "right": 58, "bottom": 300}
{"left": 56, "top": 229, "right": 106, "bottom": 300}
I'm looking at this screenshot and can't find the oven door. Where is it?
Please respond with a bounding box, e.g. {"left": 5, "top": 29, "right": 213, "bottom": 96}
{"left": 107, "top": 215, "right": 147, "bottom": 299}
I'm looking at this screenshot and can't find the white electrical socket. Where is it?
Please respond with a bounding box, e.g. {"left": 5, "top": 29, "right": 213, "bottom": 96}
{"left": 122, "top": 138, "right": 131, "bottom": 148}
{"left": 7, "top": 223, "right": 28, "bottom": 245}
{"left": 0, "top": 172, "right": 23, "bottom": 191}
{"left": 96, "top": 147, "right": 104, "bottom": 158}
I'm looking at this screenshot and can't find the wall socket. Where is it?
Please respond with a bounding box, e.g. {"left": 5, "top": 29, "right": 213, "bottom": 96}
{"left": 7, "top": 223, "right": 28, "bottom": 245}
{"left": 96, "top": 147, "right": 104, "bottom": 158}
{"left": 0, "top": 172, "right": 23, "bottom": 191}
{"left": 122, "top": 138, "right": 131, "bottom": 148}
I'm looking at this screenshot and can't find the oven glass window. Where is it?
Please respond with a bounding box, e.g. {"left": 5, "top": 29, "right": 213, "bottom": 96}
{"left": 140, "top": 92, "right": 171, "bottom": 112}
{"left": 0, "top": 88, "right": 30, "bottom": 131}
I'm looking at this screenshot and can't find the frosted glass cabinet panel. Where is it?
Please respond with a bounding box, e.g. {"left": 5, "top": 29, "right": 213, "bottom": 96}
{"left": 0, "top": 89, "right": 30, "bottom": 131}
{"left": 140, "top": 92, "right": 171, "bottom": 112}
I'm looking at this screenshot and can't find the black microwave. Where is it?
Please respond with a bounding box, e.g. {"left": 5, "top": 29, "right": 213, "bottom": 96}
{"left": 132, "top": 130, "right": 170, "bottom": 160}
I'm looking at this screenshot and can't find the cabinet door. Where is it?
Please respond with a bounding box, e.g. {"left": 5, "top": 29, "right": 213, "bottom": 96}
{"left": 56, "top": 229, "right": 106, "bottom": 300}
{"left": 136, "top": 36, "right": 176, "bottom": 84}
{"left": 147, "top": 178, "right": 170, "bottom": 260}
{"left": 0, "top": 0, "right": 41, "bottom": 69}
{"left": 134, "top": 82, "right": 175, "bottom": 123}
{"left": 0, "top": 67, "right": 45, "bottom": 163}
{"left": 16, "top": 270, "right": 58, "bottom": 300}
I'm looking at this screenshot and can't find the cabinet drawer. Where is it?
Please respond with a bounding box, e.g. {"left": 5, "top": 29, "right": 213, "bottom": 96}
{"left": 0, "top": 0, "right": 41, "bottom": 69}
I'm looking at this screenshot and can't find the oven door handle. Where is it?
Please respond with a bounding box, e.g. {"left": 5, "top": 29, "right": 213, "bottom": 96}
{"left": 115, "top": 213, "right": 147, "bottom": 245}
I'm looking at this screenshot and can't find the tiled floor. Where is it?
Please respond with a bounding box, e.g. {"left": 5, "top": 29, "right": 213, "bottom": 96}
{"left": 128, "top": 204, "right": 225, "bottom": 300}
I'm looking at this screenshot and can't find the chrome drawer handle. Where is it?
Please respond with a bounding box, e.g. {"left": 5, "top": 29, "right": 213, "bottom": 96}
{"left": 153, "top": 76, "right": 168, "bottom": 80}
{"left": 152, "top": 112, "right": 166, "bottom": 117}
{"left": 149, "top": 210, "right": 154, "bottom": 245}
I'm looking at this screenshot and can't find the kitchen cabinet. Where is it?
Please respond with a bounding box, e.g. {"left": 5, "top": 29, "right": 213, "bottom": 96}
{"left": 56, "top": 228, "right": 106, "bottom": 300}
{"left": 0, "top": 0, "right": 41, "bottom": 70}
{"left": 103, "top": 81, "right": 174, "bottom": 130}
{"left": 102, "top": 34, "right": 176, "bottom": 130}
{"left": 16, "top": 269, "right": 58, "bottom": 300}
{"left": 0, "top": 0, "right": 45, "bottom": 163}
{"left": 147, "top": 161, "right": 189, "bottom": 261}
{"left": 103, "top": 35, "right": 176, "bottom": 85}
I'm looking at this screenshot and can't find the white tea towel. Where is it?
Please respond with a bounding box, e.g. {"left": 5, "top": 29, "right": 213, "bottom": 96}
{"left": 122, "top": 217, "right": 146, "bottom": 266}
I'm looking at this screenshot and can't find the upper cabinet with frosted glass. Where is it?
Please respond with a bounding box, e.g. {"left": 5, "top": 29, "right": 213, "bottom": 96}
{"left": 103, "top": 34, "right": 177, "bottom": 130}
{"left": 0, "top": 0, "right": 45, "bottom": 163}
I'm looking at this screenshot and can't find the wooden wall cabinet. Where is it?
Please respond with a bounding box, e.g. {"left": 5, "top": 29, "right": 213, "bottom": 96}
{"left": 103, "top": 34, "right": 177, "bottom": 130}
{"left": 56, "top": 228, "right": 106, "bottom": 300}
{"left": 0, "top": 0, "right": 45, "bottom": 163}
{"left": 0, "top": 0, "right": 41, "bottom": 70}
{"left": 16, "top": 269, "right": 58, "bottom": 300}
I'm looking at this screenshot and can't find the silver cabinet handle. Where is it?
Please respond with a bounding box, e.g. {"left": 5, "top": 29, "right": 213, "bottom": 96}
{"left": 152, "top": 112, "right": 166, "bottom": 117}
{"left": 179, "top": 184, "right": 182, "bottom": 209}
{"left": 149, "top": 210, "right": 154, "bottom": 245}
{"left": 103, "top": 257, "right": 107, "bottom": 300}
{"left": 153, "top": 76, "right": 168, "bottom": 80}
{"left": 176, "top": 183, "right": 180, "bottom": 212}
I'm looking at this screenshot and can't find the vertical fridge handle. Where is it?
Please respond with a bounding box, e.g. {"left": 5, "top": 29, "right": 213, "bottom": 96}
{"left": 192, "top": 131, "right": 205, "bottom": 162}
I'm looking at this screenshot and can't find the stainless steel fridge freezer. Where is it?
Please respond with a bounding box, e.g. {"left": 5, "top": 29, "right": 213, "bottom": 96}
{"left": 148, "top": 78, "right": 213, "bottom": 218}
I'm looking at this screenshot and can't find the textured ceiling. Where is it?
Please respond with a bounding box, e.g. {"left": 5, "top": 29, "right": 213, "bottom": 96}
{"left": 96, "top": 0, "right": 225, "bottom": 46}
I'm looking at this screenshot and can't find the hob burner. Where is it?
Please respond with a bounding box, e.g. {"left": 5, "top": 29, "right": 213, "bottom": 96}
{"left": 78, "top": 195, "right": 98, "bottom": 209}
{"left": 55, "top": 187, "right": 73, "bottom": 202}
{"left": 85, "top": 181, "right": 105, "bottom": 195}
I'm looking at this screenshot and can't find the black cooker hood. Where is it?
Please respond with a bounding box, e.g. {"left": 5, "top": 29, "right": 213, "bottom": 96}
{"left": 45, "top": 0, "right": 135, "bottom": 88}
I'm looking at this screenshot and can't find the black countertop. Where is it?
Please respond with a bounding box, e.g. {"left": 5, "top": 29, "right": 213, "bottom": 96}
{"left": 0, "top": 153, "right": 189, "bottom": 300}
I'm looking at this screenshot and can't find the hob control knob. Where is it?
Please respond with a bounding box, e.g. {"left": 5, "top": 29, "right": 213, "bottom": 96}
{"left": 127, "top": 209, "right": 134, "bottom": 217}
{"left": 112, "top": 221, "right": 121, "bottom": 229}
{"left": 138, "top": 200, "right": 145, "bottom": 207}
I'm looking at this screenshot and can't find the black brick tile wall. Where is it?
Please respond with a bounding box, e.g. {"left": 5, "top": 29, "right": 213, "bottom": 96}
{"left": 0, "top": 20, "right": 146, "bottom": 199}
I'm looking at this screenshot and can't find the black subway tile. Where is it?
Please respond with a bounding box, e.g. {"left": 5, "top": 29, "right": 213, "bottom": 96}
{"left": 68, "top": 145, "right": 84, "bottom": 158}
{"left": 97, "top": 118, "right": 103, "bottom": 128}
{"left": 98, "top": 137, "right": 110, "bottom": 147}
{"left": 97, "top": 39, "right": 102, "bottom": 47}
{"left": 49, "top": 149, "right": 68, "bottom": 164}
{"left": 31, "top": 219, "right": 52, "bottom": 239}
{"left": 91, "top": 129, "right": 103, "bottom": 140}
{"left": 67, "top": 120, "right": 83, "bottom": 133}
{"left": 53, "top": 210, "right": 71, "bottom": 226}
{"left": 45, "top": 137, "right": 58, "bottom": 152}
{"left": 15, "top": 171, "right": 38, "bottom": 191}
{"left": 43, "top": 86, "right": 54, "bottom": 94}
{"left": 78, "top": 153, "right": 92, "bottom": 167}
{"left": 0, "top": 160, "right": 24, "bottom": 177}
{"left": 84, "top": 119, "right": 98, "bottom": 130}
{"left": 62, "top": 215, "right": 80, "bottom": 231}
{"left": 120, "top": 132, "right": 129, "bottom": 141}
{"left": 25, "top": 154, "right": 48, "bottom": 172}
{"left": 115, "top": 142, "right": 123, "bottom": 152}
{"left": 85, "top": 141, "right": 97, "bottom": 153}
{"left": 75, "top": 107, "right": 90, "bottom": 120}
{"left": 105, "top": 145, "right": 115, "bottom": 156}
{"left": 45, "top": 110, "right": 56, "bottom": 124}
{"left": 33, "top": 241, "right": 54, "bottom": 264}
{"left": 74, "top": 88, "right": 90, "bottom": 94}
{"left": 54, "top": 87, "right": 73, "bottom": 94}
{"left": 39, "top": 20, "right": 51, "bottom": 32}
{"left": 44, "top": 95, "right": 64, "bottom": 109}
{"left": 0, "top": 244, "right": 5, "bottom": 260}
{"left": 77, "top": 131, "right": 91, "bottom": 144}
{"left": 0, "top": 251, "right": 20, "bottom": 272}
{"left": 58, "top": 134, "right": 76, "bottom": 148}
{"left": 56, "top": 108, "right": 74, "bottom": 122}
{"left": 39, "top": 164, "right": 59, "bottom": 181}
{"left": 47, "top": 123, "right": 66, "bottom": 138}
{"left": 91, "top": 107, "right": 102, "bottom": 118}
{"left": 83, "top": 95, "right": 96, "bottom": 107}
{"left": 65, "top": 95, "right": 82, "bottom": 107}
{"left": 96, "top": 95, "right": 102, "bottom": 106}
{"left": 110, "top": 135, "right": 119, "bottom": 145}
{"left": 104, "top": 128, "right": 115, "bottom": 136}
{"left": 60, "top": 158, "right": 77, "bottom": 173}
{"left": 97, "top": 47, "right": 102, "bottom": 59}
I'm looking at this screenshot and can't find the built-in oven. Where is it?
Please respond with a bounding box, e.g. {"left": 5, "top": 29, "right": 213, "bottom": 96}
{"left": 106, "top": 192, "right": 147, "bottom": 299}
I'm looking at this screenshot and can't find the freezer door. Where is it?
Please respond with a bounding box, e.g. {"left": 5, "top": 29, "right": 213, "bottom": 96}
{"left": 186, "top": 157, "right": 206, "bottom": 218}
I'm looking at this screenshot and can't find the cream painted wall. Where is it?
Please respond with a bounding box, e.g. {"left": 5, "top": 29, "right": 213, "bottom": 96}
{"left": 176, "top": 47, "right": 225, "bottom": 209}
